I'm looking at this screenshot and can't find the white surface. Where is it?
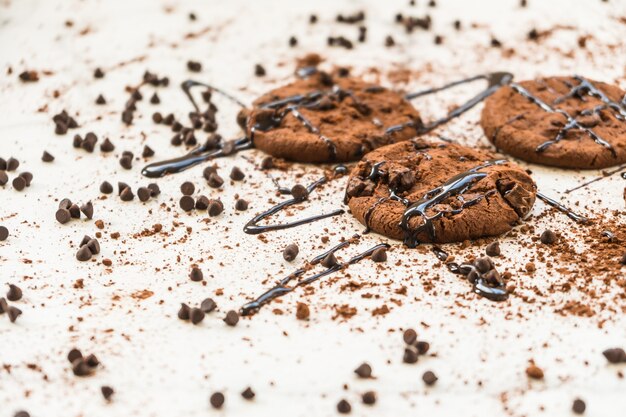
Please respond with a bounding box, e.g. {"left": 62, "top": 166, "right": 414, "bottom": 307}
{"left": 1, "top": 1, "right": 625, "bottom": 416}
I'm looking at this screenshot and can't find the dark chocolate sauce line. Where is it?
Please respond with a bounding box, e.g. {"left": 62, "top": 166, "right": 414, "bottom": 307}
{"left": 536, "top": 192, "right": 588, "bottom": 223}
{"left": 181, "top": 79, "right": 248, "bottom": 112}
{"left": 509, "top": 81, "right": 616, "bottom": 156}
{"left": 400, "top": 160, "right": 507, "bottom": 248}
{"left": 387, "top": 72, "right": 514, "bottom": 135}
{"left": 564, "top": 163, "right": 626, "bottom": 193}
{"left": 240, "top": 239, "right": 389, "bottom": 316}
{"left": 243, "top": 175, "right": 344, "bottom": 235}
{"left": 141, "top": 136, "right": 252, "bottom": 178}
{"left": 554, "top": 76, "right": 626, "bottom": 120}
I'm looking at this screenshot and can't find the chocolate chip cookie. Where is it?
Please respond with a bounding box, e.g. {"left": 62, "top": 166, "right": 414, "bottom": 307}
{"left": 345, "top": 138, "right": 536, "bottom": 246}
{"left": 241, "top": 72, "right": 422, "bottom": 163}
{"left": 481, "top": 76, "right": 626, "bottom": 169}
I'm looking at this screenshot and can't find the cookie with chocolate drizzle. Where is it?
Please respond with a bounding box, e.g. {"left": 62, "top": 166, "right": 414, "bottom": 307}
{"left": 345, "top": 138, "right": 536, "bottom": 246}
{"left": 481, "top": 76, "right": 626, "bottom": 169}
{"left": 239, "top": 71, "right": 422, "bottom": 162}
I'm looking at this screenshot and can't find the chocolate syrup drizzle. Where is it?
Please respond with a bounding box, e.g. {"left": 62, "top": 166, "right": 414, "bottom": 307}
{"left": 564, "top": 163, "right": 626, "bottom": 194}
{"left": 535, "top": 192, "right": 588, "bottom": 223}
{"left": 243, "top": 166, "right": 346, "bottom": 234}
{"left": 240, "top": 235, "right": 389, "bottom": 316}
{"left": 507, "top": 77, "right": 622, "bottom": 155}
{"left": 386, "top": 72, "right": 513, "bottom": 135}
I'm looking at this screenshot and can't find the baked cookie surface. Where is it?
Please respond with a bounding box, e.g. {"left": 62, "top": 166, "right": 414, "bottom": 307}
{"left": 243, "top": 73, "right": 422, "bottom": 163}
{"left": 481, "top": 76, "right": 626, "bottom": 169}
{"left": 345, "top": 138, "right": 536, "bottom": 245}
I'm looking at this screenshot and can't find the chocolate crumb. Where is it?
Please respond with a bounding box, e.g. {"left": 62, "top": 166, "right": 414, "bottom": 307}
{"left": 296, "top": 302, "right": 310, "bottom": 320}
{"left": 526, "top": 364, "right": 544, "bottom": 379}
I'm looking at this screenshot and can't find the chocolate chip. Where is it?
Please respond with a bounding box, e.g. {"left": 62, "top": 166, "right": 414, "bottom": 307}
{"left": 147, "top": 183, "right": 160, "bottom": 197}
{"left": 150, "top": 92, "right": 160, "bottom": 104}
{"left": 230, "top": 166, "right": 245, "bottom": 181}
{"left": 208, "top": 199, "right": 224, "bottom": 217}
{"left": 95, "top": 94, "right": 106, "bottom": 105}
{"left": 337, "top": 399, "right": 351, "bottom": 414}
{"left": 296, "top": 302, "right": 310, "bottom": 320}
{"left": 119, "top": 155, "right": 133, "bottom": 170}
{"left": 200, "top": 298, "right": 217, "bottom": 313}
{"left": 241, "top": 387, "right": 255, "bottom": 400}
{"left": 540, "top": 230, "right": 557, "bottom": 244}
{"left": 474, "top": 257, "right": 493, "bottom": 273}
{"left": 84, "top": 353, "right": 99, "bottom": 367}
{"left": 321, "top": 253, "right": 338, "bottom": 268}
{"left": 19, "top": 172, "right": 33, "bottom": 186}
{"left": 189, "top": 267, "right": 203, "bottom": 282}
{"left": 86, "top": 239, "right": 100, "bottom": 255}
{"left": 309, "top": 14, "right": 318, "bottom": 23}
{"left": 120, "top": 187, "right": 134, "bottom": 201}
{"left": 208, "top": 172, "right": 224, "bottom": 188}
{"left": 371, "top": 247, "right": 387, "bottom": 262}
{"left": 0, "top": 226, "right": 8, "bottom": 241}
{"left": 254, "top": 64, "right": 266, "bottom": 77}
{"left": 94, "top": 68, "right": 104, "bottom": 78}
{"left": 42, "top": 151, "right": 55, "bottom": 162}
{"left": 210, "top": 392, "right": 225, "bottom": 409}
{"left": 72, "top": 359, "right": 94, "bottom": 376}
{"left": 118, "top": 183, "right": 131, "bottom": 196}
{"left": 68, "top": 348, "right": 83, "bottom": 363}
{"left": 223, "top": 310, "right": 239, "bottom": 326}
{"left": 572, "top": 398, "right": 586, "bottom": 414}
{"left": 13, "top": 411, "right": 30, "bottom": 417}
{"left": 0, "top": 158, "right": 5, "bottom": 170}
{"left": 142, "top": 145, "right": 155, "bottom": 158}
{"left": 283, "top": 243, "right": 299, "bottom": 262}
{"left": 152, "top": 112, "right": 163, "bottom": 123}
{"left": 56, "top": 208, "right": 71, "bottom": 224}
{"left": 0, "top": 297, "right": 7, "bottom": 314}
{"left": 486, "top": 241, "right": 501, "bottom": 257}
{"left": 416, "top": 341, "right": 430, "bottom": 355}
{"left": 195, "top": 195, "right": 209, "bottom": 210}
{"left": 385, "top": 35, "right": 395, "bottom": 47}
{"left": 100, "top": 138, "right": 115, "bottom": 152}
{"left": 12, "top": 176, "right": 26, "bottom": 191}
{"left": 235, "top": 199, "right": 248, "bottom": 211}
{"left": 403, "top": 347, "right": 418, "bottom": 364}
{"left": 7, "top": 284, "right": 22, "bottom": 301}
{"left": 7, "top": 157, "right": 19, "bottom": 171}
{"left": 81, "top": 132, "right": 98, "bottom": 152}
{"left": 178, "top": 303, "right": 190, "bottom": 320}
{"left": 80, "top": 202, "right": 94, "bottom": 219}
{"left": 180, "top": 196, "right": 195, "bottom": 212}
{"left": 288, "top": 36, "right": 298, "bottom": 47}
{"left": 291, "top": 184, "right": 308, "bottom": 200}
{"left": 187, "top": 61, "right": 202, "bottom": 72}
{"left": 180, "top": 181, "right": 195, "bottom": 195}
{"left": 362, "top": 391, "right": 376, "bottom": 405}
{"left": 68, "top": 204, "right": 81, "bottom": 219}
{"left": 76, "top": 245, "right": 92, "bottom": 261}
{"left": 98, "top": 181, "right": 112, "bottom": 194}
{"left": 101, "top": 386, "right": 114, "bottom": 401}
{"left": 7, "top": 306, "right": 22, "bottom": 323}
{"left": 603, "top": 348, "right": 626, "bottom": 363}
{"left": 0, "top": 171, "right": 8, "bottom": 186}
{"left": 260, "top": 156, "right": 274, "bottom": 170}
{"left": 354, "top": 363, "right": 372, "bottom": 378}
{"left": 422, "top": 370, "right": 438, "bottom": 386}
{"left": 137, "top": 187, "right": 151, "bottom": 202}
{"left": 59, "top": 198, "right": 73, "bottom": 210}
{"left": 526, "top": 364, "right": 544, "bottom": 379}
{"left": 190, "top": 308, "right": 205, "bottom": 324}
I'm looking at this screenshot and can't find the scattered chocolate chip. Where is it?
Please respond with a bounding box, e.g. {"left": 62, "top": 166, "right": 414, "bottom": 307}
{"left": 42, "top": 151, "right": 55, "bottom": 162}
{"left": 283, "top": 243, "right": 299, "bottom": 262}
{"left": 288, "top": 36, "right": 298, "bottom": 47}
{"left": 254, "top": 64, "right": 266, "bottom": 77}
{"left": 260, "top": 156, "right": 274, "bottom": 170}
{"left": 572, "top": 398, "right": 586, "bottom": 414}
{"left": 137, "top": 187, "right": 151, "bottom": 202}
{"left": 603, "top": 348, "right": 626, "bottom": 363}
{"left": 241, "top": 386, "right": 255, "bottom": 400}
{"left": 76, "top": 245, "right": 92, "bottom": 262}
{"left": 210, "top": 392, "right": 225, "bottom": 409}
{"left": 120, "top": 187, "right": 134, "bottom": 201}
{"left": 362, "top": 391, "right": 376, "bottom": 405}
{"left": 7, "top": 284, "right": 22, "bottom": 301}
{"left": 190, "top": 308, "right": 205, "bottom": 324}
{"left": 80, "top": 201, "right": 94, "bottom": 219}
{"left": 12, "top": 176, "right": 26, "bottom": 191}
{"left": 296, "top": 302, "right": 310, "bottom": 320}
{"left": 337, "top": 399, "right": 351, "bottom": 414}
{"left": 416, "top": 341, "right": 430, "bottom": 355}
{"left": 180, "top": 196, "right": 195, "bottom": 212}
{"left": 19, "top": 172, "right": 33, "bottom": 186}
{"left": 0, "top": 297, "right": 7, "bottom": 313}
{"left": 119, "top": 155, "right": 133, "bottom": 170}
{"left": 540, "top": 230, "right": 557, "bottom": 244}
{"left": 148, "top": 183, "right": 160, "bottom": 196}
{"left": 152, "top": 112, "right": 163, "bottom": 123}
{"left": 403, "top": 347, "right": 419, "bottom": 364}
{"left": 19, "top": 70, "right": 39, "bottom": 82}
{"left": 208, "top": 199, "right": 224, "bottom": 217}
{"left": 59, "top": 198, "right": 72, "bottom": 210}
{"left": 178, "top": 303, "right": 191, "bottom": 320}
{"left": 67, "top": 348, "right": 82, "bottom": 363}
{"left": 187, "top": 61, "right": 202, "bottom": 72}
{"left": 142, "top": 145, "right": 155, "bottom": 158}
{"left": 224, "top": 310, "right": 239, "bottom": 326}
{"left": 200, "top": 298, "right": 217, "bottom": 313}
{"left": 86, "top": 238, "right": 100, "bottom": 255}
{"left": 0, "top": 171, "right": 8, "bottom": 186}
{"left": 0, "top": 226, "right": 8, "bottom": 241}
{"left": 13, "top": 411, "right": 30, "bottom": 417}
{"left": 100, "top": 181, "right": 113, "bottom": 194}
{"left": 100, "top": 138, "right": 115, "bottom": 152}
{"left": 235, "top": 199, "right": 248, "bottom": 211}
{"left": 474, "top": 257, "right": 493, "bottom": 274}
{"left": 72, "top": 359, "right": 94, "bottom": 376}
{"left": 101, "top": 386, "right": 114, "bottom": 401}
{"left": 81, "top": 132, "right": 98, "bottom": 152}
{"left": 526, "top": 364, "right": 544, "bottom": 379}
{"left": 291, "top": 184, "right": 308, "bottom": 200}
{"left": 56, "top": 208, "right": 71, "bottom": 224}
{"left": 491, "top": 37, "right": 502, "bottom": 47}
{"left": 7, "top": 306, "right": 22, "bottom": 323}
{"left": 189, "top": 267, "right": 203, "bottom": 282}
{"left": 385, "top": 35, "right": 395, "bottom": 47}
{"left": 69, "top": 204, "right": 81, "bottom": 219}
{"left": 208, "top": 172, "right": 224, "bottom": 188}
{"left": 354, "top": 363, "right": 372, "bottom": 378}
{"left": 486, "top": 241, "right": 501, "bottom": 256}
{"left": 321, "top": 253, "right": 338, "bottom": 268}
{"left": 150, "top": 92, "right": 160, "bottom": 104}
{"left": 95, "top": 94, "right": 106, "bottom": 105}
{"left": 422, "top": 370, "right": 438, "bottom": 386}
{"left": 230, "top": 166, "right": 245, "bottom": 181}
{"left": 180, "top": 181, "right": 195, "bottom": 196}
{"left": 371, "top": 247, "right": 387, "bottom": 262}
{"left": 94, "top": 68, "right": 105, "bottom": 78}
{"left": 195, "top": 195, "right": 209, "bottom": 210}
